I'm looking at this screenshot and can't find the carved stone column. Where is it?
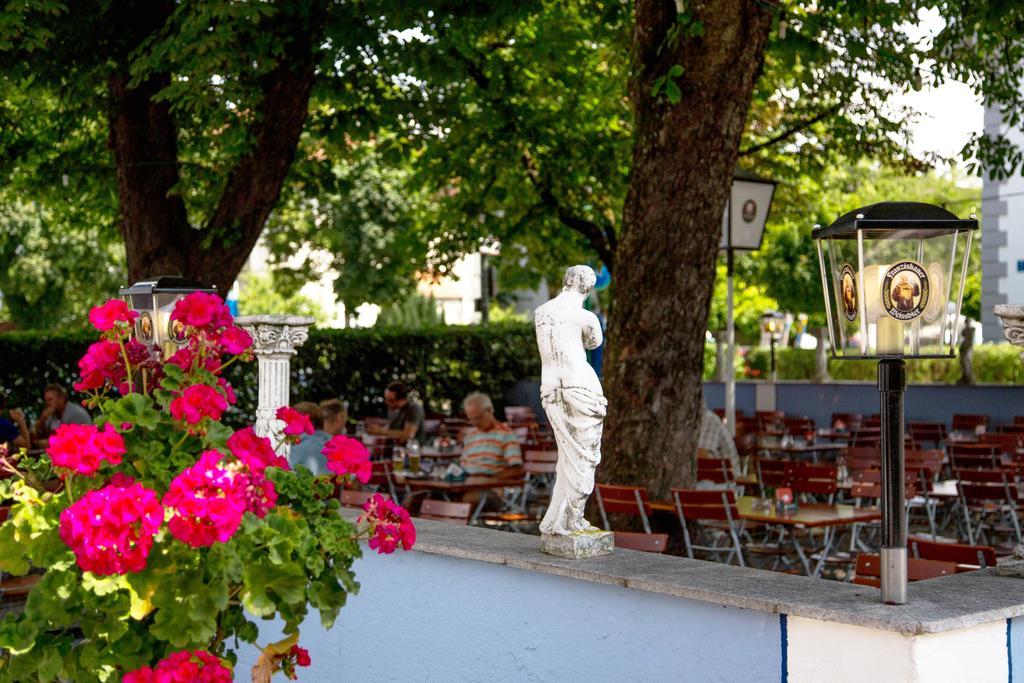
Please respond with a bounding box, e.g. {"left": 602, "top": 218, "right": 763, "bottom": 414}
{"left": 235, "top": 315, "right": 315, "bottom": 456}
{"left": 993, "top": 304, "right": 1024, "bottom": 576}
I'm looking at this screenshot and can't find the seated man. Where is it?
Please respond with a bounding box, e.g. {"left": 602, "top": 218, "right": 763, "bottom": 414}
{"left": 459, "top": 392, "right": 523, "bottom": 476}
{"left": 366, "top": 382, "right": 425, "bottom": 444}
{"left": 319, "top": 398, "right": 348, "bottom": 437}
{"left": 32, "top": 384, "right": 91, "bottom": 442}
{"left": 288, "top": 402, "right": 331, "bottom": 475}
{"left": 698, "top": 406, "right": 741, "bottom": 474}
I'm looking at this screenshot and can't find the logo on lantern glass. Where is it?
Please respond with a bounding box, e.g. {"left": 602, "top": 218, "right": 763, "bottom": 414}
{"left": 138, "top": 313, "right": 154, "bottom": 343}
{"left": 741, "top": 199, "right": 757, "bottom": 223}
{"left": 840, "top": 264, "right": 857, "bottom": 321}
{"left": 169, "top": 318, "right": 188, "bottom": 345}
{"left": 881, "top": 261, "right": 929, "bottom": 322}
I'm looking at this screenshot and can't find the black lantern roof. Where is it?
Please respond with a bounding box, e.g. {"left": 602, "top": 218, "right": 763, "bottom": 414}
{"left": 811, "top": 201, "right": 978, "bottom": 240}
{"left": 119, "top": 276, "right": 216, "bottom": 296}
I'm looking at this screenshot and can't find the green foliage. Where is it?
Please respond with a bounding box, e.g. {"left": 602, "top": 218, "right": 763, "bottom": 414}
{"left": 739, "top": 344, "right": 1023, "bottom": 384}
{"left": 375, "top": 295, "right": 445, "bottom": 329}
{"left": 0, "top": 325, "right": 541, "bottom": 426}
{"left": 0, "top": 198, "right": 124, "bottom": 330}
{"left": 236, "top": 273, "right": 329, "bottom": 326}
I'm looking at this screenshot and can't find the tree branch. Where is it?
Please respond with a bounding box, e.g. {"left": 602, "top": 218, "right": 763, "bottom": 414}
{"left": 738, "top": 104, "right": 842, "bottom": 156}
{"left": 521, "top": 148, "right": 616, "bottom": 270}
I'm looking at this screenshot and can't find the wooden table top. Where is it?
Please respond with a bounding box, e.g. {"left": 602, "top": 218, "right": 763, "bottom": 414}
{"left": 650, "top": 496, "right": 880, "bottom": 528}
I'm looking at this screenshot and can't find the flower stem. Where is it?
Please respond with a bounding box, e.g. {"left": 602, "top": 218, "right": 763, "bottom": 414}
{"left": 117, "top": 338, "right": 135, "bottom": 394}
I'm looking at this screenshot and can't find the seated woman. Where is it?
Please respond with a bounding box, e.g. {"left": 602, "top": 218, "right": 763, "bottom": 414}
{"left": 288, "top": 402, "right": 331, "bottom": 475}
{"left": 0, "top": 394, "right": 31, "bottom": 452}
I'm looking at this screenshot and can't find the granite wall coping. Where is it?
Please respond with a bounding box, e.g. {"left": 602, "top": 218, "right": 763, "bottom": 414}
{"left": 345, "top": 510, "right": 1024, "bottom": 636}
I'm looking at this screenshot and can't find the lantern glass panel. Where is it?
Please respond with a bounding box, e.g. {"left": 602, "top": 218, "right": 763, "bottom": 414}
{"left": 820, "top": 227, "right": 971, "bottom": 359}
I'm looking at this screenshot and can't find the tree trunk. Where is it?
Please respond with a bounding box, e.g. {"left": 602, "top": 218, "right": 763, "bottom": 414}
{"left": 108, "top": 1, "right": 326, "bottom": 296}
{"left": 601, "top": 0, "right": 773, "bottom": 497}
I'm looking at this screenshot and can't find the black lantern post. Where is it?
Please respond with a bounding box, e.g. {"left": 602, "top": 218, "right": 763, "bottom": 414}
{"left": 813, "top": 202, "right": 976, "bottom": 604}
{"left": 120, "top": 277, "right": 217, "bottom": 357}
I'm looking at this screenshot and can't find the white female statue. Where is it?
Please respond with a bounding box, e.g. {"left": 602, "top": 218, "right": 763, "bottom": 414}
{"left": 535, "top": 265, "right": 613, "bottom": 558}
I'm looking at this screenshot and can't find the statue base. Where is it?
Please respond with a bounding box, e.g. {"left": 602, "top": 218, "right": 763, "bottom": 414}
{"left": 540, "top": 530, "right": 614, "bottom": 559}
{"left": 994, "top": 561, "right": 1024, "bottom": 578}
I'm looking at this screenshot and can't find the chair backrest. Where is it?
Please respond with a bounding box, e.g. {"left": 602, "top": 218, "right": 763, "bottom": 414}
{"left": 905, "top": 449, "right": 943, "bottom": 476}
{"left": 755, "top": 457, "right": 790, "bottom": 488}
{"left": 844, "top": 446, "right": 881, "bottom": 471}
{"left": 950, "top": 449, "right": 1002, "bottom": 471}
{"left": 953, "top": 414, "right": 988, "bottom": 432}
{"left": 512, "top": 426, "right": 531, "bottom": 443}
{"left": 854, "top": 553, "right": 957, "bottom": 587}
{"left": 851, "top": 468, "right": 882, "bottom": 484}
{"left": 504, "top": 406, "right": 536, "bottom": 423}
{"left": 340, "top": 489, "right": 387, "bottom": 509}
{"left": 595, "top": 484, "right": 652, "bottom": 516}
{"left": 785, "top": 462, "right": 838, "bottom": 495}
{"left": 979, "top": 433, "right": 1022, "bottom": 455}
{"left": 863, "top": 415, "right": 882, "bottom": 428}
{"left": 418, "top": 499, "right": 472, "bottom": 524}
{"left": 909, "top": 536, "right": 996, "bottom": 569}
{"left": 850, "top": 428, "right": 881, "bottom": 447}
{"left": 958, "top": 482, "right": 1015, "bottom": 504}
{"left": 908, "top": 421, "right": 948, "bottom": 444}
{"left": 784, "top": 417, "right": 815, "bottom": 435}
{"left": 671, "top": 488, "right": 739, "bottom": 522}
{"left": 613, "top": 531, "right": 669, "bottom": 553}
{"left": 696, "top": 457, "right": 734, "bottom": 484}
{"left": 956, "top": 467, "right": 1009, "bottom": 484}
{"left": 997, "top": 423, "right": 1024, "bottom": 435}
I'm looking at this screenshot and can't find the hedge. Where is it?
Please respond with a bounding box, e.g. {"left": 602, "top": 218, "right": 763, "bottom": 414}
{"left": 738, "top": 344, "right": 1024, "bottom": 384}
{"left": 0, "top": 324, "right": 541, "bottom": 427}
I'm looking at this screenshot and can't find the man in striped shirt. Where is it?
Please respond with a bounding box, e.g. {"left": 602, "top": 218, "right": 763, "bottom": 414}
{"left": 459, "top": 392, "right": 523, "bottom": 476}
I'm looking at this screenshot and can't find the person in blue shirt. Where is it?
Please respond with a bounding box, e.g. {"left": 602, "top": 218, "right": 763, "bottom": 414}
{"left": 0, "top": 393, "right": 30, "bottom": 451}
{"left": 288, "top": 402, "right": 332, "bottom": 474}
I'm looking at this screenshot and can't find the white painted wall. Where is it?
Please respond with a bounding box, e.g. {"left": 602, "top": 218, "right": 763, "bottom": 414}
{"left": 788, "top": 615, "right": 1007, "bottom": 683}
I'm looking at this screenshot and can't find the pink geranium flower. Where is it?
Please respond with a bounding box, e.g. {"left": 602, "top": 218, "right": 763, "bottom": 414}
{"left": 47, "top": 423, "right": 125, "bottom": 476}
{"left": 88, "top": 299, "right": 138, "bottom": 333}
{"left": 358, "top": 493, "right": 416, "bottom": 554}
{"left": 122, "top": 650, "right": 232, "bottom": 683}
{"left": 170, "top": 292, "right": 233, "bottom": 330}
{"left": 322, "top": 435, "right": 371, "bottom": 484}
{"left": 227, "top": 427, "right": 288, "bottom": 473}
{"left": 59, "top": 474, "right": 163, "bottom": 575}
{"left": 170, "top": 384, "right": 228, "bottom": 427}
{"left": 163, "top": 451, "right": 247, "bottom": 547}
{"left": 74, "top": 339, "right": 125, "bottom": 392}
{"left": 218, "top": 325, "right": 253, "bottom": 355}
{"left": 276, "top": 406, "right": 314, "bottom": 437}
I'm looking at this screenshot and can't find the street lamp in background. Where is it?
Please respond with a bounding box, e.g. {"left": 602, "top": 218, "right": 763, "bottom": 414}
{"left": 813, "top": 201, "right": 976, "bottom": 605}
{"left": 759, "top": 310, "right": 786, "bottom": 383}
{"left": 720, "top": 171, "right": 777, "bottom": 436}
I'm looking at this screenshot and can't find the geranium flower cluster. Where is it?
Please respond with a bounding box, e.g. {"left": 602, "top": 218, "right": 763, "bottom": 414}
{"left": 358, "top": 493, "right": 416, "bottom": 554}
{"left": 122, "top": 649, "right": 232, "bottom": 683}
{"left": 47, "top": 423, "right": 125, "bottom": 476}
{"left": 227, "top": 427, "right": 289, "bottom": 474}
{"left": 88, "top": 299, "right": 137, "bottom": 337}
{"left": 169, "top": 384, "right": 229, "bottom": 430}
{"left": 163, "top": 451, "right": 247, "bottom": 547}
{"left": 58, "top": 474, "right": 163, "bottom": 575}
{"left": 276, "top": 406, "right": 314, "bottom": 442}
{"left": 281, "top": 644, "right": 312, "bottom": 680}
{"left": 322, "top": 435, "right": 372, "bottom": 484}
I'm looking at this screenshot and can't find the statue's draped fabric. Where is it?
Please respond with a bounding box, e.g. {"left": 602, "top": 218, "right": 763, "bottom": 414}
{"left": 539, "top": 385, "right": 608, "bottom": 535}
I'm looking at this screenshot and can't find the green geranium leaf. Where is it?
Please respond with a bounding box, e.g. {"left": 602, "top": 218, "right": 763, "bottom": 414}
{"left": 104, "top": 393, "right": 161, "bottom": 431}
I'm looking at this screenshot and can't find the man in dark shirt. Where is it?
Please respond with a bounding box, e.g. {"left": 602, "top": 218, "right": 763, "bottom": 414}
{"left": 366, "top": 382, "right": 425, "bottom": 444}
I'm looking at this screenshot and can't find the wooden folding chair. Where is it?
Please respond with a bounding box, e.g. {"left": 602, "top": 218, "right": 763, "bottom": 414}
{"left": 852, "top": 553, "right": 957, "bottom": 587}
{"left": 909, "top": 535, "right": 996, "bottom": 571}
{"left": 671, "top": 488, "right": 746, "bottom": 566}
{"left": 368, "top": 460, "right": 400, "bottom": 501}
{"left": 979, "top": 432, "right": 1023, "bottom": 457}
{"left": 418, "top": 499, "right": 472, "bottom": 524}
{"left": 518, "top": 449, "right": 559, "bottom": 516}
{"left": 595, "top": 484, "right": 652, "bottom": 533}
{"left": 831, "top": 412, "right": 863, "bottom": 430}
{"left": 949, "top": 444, "right": 1002, "bottom": 471}
{"left": 956, "top": 470, "right": 1022, "bottom": 546}
{"left": 850, "top": 428, "right": 881, "bottom": 447}
{"left": 614, "top": 531, "right": 669, "bottom": 554}
{"left": 908, "top": 421, "right": 947, "bottom": 448}
{"left": 754, "top": 457, "right": 789, "bottom": 498}
{"left": 784, "top": 462, "right": 839, "bottom": 503}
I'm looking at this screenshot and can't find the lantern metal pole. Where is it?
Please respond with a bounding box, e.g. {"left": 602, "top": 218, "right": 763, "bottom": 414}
{"left": 878, "top": 358, "right": 908, "bottom": 604}
{"left": 725, "top": 247, "right": 736, "bottom": 437}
